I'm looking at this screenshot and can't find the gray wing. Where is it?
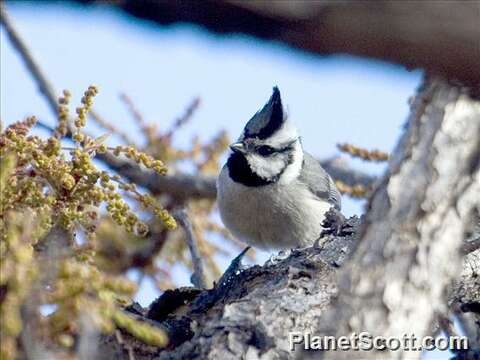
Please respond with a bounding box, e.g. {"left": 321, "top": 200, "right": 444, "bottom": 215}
{"left": 298, "top": 152, "right": 341, "bottom": 210}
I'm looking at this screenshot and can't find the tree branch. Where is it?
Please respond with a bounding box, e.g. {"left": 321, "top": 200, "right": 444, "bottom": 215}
{"left": 0, "top": 5, "right": 58, "bottom": 115}
{"left": 97, "top": 216, "right": 361, "bottom": 359}
{"left": 71, "top": 0, "right": 480, "bottom": 87}
{"left": 95, "top": 151, "right": 375, "bottom": 200}
{"left": 173, "top": 209, "right": 207, "bottom": 289}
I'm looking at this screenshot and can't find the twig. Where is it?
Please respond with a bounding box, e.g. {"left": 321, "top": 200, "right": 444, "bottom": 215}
{"left": 0, "top": 6, "right": 128, "bottom": 144}
{"left": 161, "top": 97, "right": 200, "bottom": 141}
{"left": 35, "top": 121, "right": 55, "bottom": 133}
{"left": 115, "top": 330, "right": 135, "bottom": 360}
{"left": 119, "top": 92, "right": 160, "bottom": 146}
{"left": 88, "top": 110, "right": 135, "bottom": 145}
{"left": 173, "top": 208, "right": 207, "bottom": 289}
{"left": 119, "top": 93, "right": 145, "bottom": 125}
{"left": 0, "top": 5, "right": 58, "bottom": 115}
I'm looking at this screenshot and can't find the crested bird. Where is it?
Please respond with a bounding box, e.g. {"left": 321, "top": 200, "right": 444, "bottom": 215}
{"left": 217, "top": 87, "right": 341, "bottom": 250}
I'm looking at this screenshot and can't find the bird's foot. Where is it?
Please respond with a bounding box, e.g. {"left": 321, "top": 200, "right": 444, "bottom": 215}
{"left": 265, "top": 249, "right": 292, "bottom": 266}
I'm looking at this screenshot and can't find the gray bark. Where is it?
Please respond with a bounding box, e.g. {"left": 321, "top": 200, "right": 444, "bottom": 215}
{"left": 98, "top": 215, "right": 361, "bottom": 360}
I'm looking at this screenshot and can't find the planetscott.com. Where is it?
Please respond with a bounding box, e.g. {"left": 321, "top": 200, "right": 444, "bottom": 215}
{"left": 289, "top": 332, "right": 468, "bottom": 352}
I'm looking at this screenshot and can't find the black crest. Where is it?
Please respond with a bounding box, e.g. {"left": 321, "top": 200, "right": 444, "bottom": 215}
{"left": 243, "top": 86, "right": 284, "bottom": 140}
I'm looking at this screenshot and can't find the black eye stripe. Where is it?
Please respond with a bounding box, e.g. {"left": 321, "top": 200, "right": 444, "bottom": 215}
{"left": 256, "top": 144, "right": 293, "bottom": 156}
{"left": 257, "top": 145, "right": 275, "bottom": 156}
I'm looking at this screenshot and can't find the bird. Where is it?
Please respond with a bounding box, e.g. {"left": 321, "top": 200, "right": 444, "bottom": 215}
{"left": 217, "top": 87, "right": 342, "bottom": 251}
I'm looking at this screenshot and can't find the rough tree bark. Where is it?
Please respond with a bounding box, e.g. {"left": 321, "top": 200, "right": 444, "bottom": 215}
{"left": 313, "top": 78, "right": 480, "bottom": 359}
{"left": 98, "top": 214, "right": 361, "bottom": 359}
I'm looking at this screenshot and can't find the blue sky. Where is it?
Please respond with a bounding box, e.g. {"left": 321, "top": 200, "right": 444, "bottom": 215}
{"left": 1, "top": 3, "right": 456, "bottom": 359}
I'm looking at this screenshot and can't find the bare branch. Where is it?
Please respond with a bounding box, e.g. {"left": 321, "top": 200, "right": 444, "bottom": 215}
{"left": 320, "top": 157, "right": 376, "bottom": 188}
{"left": 0, "top": 5, "right": 58, "bottom": 114}
{"left": 97, "top": 151, "right": 219, "bottom": 199}
{"left": 88, "top": 110, "right": 136, "bottom": 145}
{"left": 174, "top": 209, "right": 207, "bottom": 289}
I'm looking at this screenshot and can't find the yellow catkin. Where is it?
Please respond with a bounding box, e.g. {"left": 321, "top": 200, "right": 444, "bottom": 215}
{"left": 0, "top": 85, "right": 178, "bottom": 358}
{"left": 335, "top": 180, "right": 370, "bottom": 198}
{"left": 337, "top": 143, "right": 389, "bottom": 162}
{"left": 112, "top": 310, "right": 168, "bottom": 348}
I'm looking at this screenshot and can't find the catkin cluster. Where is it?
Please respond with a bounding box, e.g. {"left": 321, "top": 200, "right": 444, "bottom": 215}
{"left": 0, "top": 87, "right": 173, "bottom": 359}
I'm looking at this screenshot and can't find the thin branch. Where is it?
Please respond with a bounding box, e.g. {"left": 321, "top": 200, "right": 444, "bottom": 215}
{"left": 320, "top": 157, "right": 376, "bottom": 188}
{"left": 35, "top": 121, "right": 55, "bottom": 133}
{"left": 88, "top": 110, "right": 136, "bottom": 145}
{"left": 0, "top": 5, "right": 58, "bottom": 114}
{"left": 97, "top": 151, "right": 219, "bottom": 199}
{"left": 173, "top": 209, "right": 207, "bottom": 289}
{"left": 161, "top": 97, "right": 201, "bottom": 141}
{"left": 119, "top": 93, "right": 145, "bottom": 125}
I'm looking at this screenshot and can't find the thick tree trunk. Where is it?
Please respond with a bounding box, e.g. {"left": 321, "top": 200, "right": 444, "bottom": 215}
{"left": 313, "top": 78, "right": 480, "bottom": 359}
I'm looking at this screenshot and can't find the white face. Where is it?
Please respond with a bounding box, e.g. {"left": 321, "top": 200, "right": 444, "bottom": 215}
{"left": 245, "top": 140, "right": 303, "bottom": 184}
{"left": 241, "top": 122, "right": 303, "bottom": 184}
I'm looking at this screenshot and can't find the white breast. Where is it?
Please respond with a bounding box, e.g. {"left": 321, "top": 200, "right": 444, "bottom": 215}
{"left": 216, "top": 165, "right": 332, "bottom": 250}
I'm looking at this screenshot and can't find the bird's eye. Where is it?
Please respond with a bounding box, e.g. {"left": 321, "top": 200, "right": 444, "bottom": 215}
{"left": 257, "top": 145, "right": 275, "bottom": 156}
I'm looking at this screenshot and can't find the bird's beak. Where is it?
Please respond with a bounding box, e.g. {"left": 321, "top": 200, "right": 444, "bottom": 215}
{"left": 230, "top": 142, "right": 246, "bottom": 154}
